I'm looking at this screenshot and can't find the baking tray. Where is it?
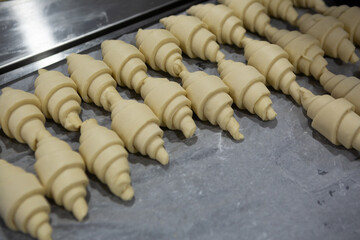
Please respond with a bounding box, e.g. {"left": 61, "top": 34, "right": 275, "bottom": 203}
{"left": 1, "top": 1, "right": 360, "bottom": 240}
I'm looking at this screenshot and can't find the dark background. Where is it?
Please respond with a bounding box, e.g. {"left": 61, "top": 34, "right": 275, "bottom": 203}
{"left": 327, "top": 0, "right": 360, "bottom": 6}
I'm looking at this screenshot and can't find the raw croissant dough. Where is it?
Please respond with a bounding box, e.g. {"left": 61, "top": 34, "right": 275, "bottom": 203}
{"left": 0, "top": 88, "right": 46, "bottom": 150}
{"left": 291, "top": 0, "right": 327, "bottom": 13}
{"left": 135, "top": 29, "right": 186, "bottom": 78}
{"left": 180, "top": 70, "right": 243, "bottom": 140}
{"left": 136, "top": 28, "right": 243, "bottom": 139}
{"left": 35, "top": 69, "right": 82, "bottom": 131}
{"left": 158, "top": 18, "right": 276, "bottom": 120}
{"left": 67, "top": 54, "right": 168, "bottom": 164}
{"left": 265, "top": 26, "right": 327, "bottom": 80}
{"left": 79, "top": 119, "right": 134, "bottom": 200}
{"left": 218, "top": 0, "right": 271, "bottom": 36}
{"left": 319, "top": 71, "right": 360, "bottom": 115}
{"left": 257, "top": 0, "right": 298, "bottom": 25}
{"left": 297, "top": 13, "right": 359, "bottom": 63}
{"left": 322, "top": 5, "right": 360, "bottom": 46}
{"left": 160, "top": 15, "right": 223, "bottom": 62}
{"left": 101, "top": 40, "right": 196, "bottom": 138}
{"left": 0, "top": 88, "right": 89, "bottom": 221}
{"left": 265, "top": 26, "right": 360, "bottom": 114}
{"left": 0, "top": 160, "right": 52, "bottom": 240}
{"left": 218, "top": 59, "right": 276, "bottom": 120}
{"left": 186, "top": 3, "right": 246, "bottom": 47}
{"left": 300, "top": 88, "right": 360, "bottom": 151}
{"left": 241, "top": 37, "right": 301, "bottom": 104}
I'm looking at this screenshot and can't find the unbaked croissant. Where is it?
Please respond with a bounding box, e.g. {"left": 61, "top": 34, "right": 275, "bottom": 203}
{"left": 35, "top": 129, "right": 89, "bottom": 221}
{"left": 265, "top": 26, "right": 327, "bottom": 80}
{"left": 241, "top": 37, "right": 301, "bottom": 104}
{"left": 186, "top": 3, "right": 246, "bottom": 47}
{"left": 319, "top": 70, "right": 360, "bottom": 115}
{"left": 297, "top": 13, "right": 359, "bottom": 63}
{"left": 300, "top": 88, "right": 360, "bottom": 151}
{"left": 218, "top": 59, "right": 276, "bottom": 121}
{"left": 218, "top": 0, "right": 271, "bottom": 36}
{"left": 135, "top": 29, "right": 186, "bottom": 78}
{"left": 0, "top": 160, "right": 52, "bottom": 240}
{"left": 291, "top": 0, "right": 327, "bottom": 13}
{"left": 136, "top": 28, "right": 244, "bottom": 138}
{"left": 322, "top": 5, "right": 360, "bottom": 46}
{"left": 79, "top": 119, "right": 134, "bottom": 200}
{"left": 0, "top": 88, "right": 89, "bottom": 221}
{"left": 160, "top": 15, "right": 224, "bottom": 62}
{"left": 101, "top": 40, "right": 196, "bottom": 138}
{"left": 0, "top": 88, "right": 46, "bottom": 150}
{"left": 265, "top": 26, "right": 360, "bottom": 113}
{"left": 180, "top": 70, "right": 244, "bottom": 140}
{"left": 67, "top": 54, "right": 169, "bottom": 164}
{"left": 35, "top": 69, "right": 82, "bottom": 131}
{"left": 258, "top": 0, "right": 298, "bottom": 25}
{"left": 156, "top": 18, "right": 276, "bottom": 120}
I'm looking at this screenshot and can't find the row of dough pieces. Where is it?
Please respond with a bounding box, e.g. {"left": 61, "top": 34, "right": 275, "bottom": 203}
{"left": 1, "top": 1, "right": 360, "bottom": 240}
{"left": 228, "top": 0, "right": 360, "bottom": 63}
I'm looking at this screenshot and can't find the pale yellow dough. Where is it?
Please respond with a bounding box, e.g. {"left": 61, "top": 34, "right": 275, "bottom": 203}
{"left": 319, "top": 70, "right": 360, "bottom": 115}
{"left": 186, "top": 3, "right": 246, "bottom": 47}
{"left": 174, "top": 9, "right": 276, "bottom": 120}
{"left": 257, "top": 0, "right": 298, "bottom": 25}
{"left": 135, "top": 28, "right": 243, "bottom": 139}
{"left": 0, "top": 88, "right": 89, "bottom": 221}
{"left": 241, "top": 37, "right": 301, "bottom": 104}
{"left": 265, "top": 26, "right": 327, "bottom": 80}
{"left": 79, "top": 119, "right": 134, "bottom": 200}
{"left": 291, "top": 0, "right": 327, "bottom": 12}
{"left": 160, "top": 15, "right": 223, "bottom": 62}
{"left": 323, "top": 5, "right": 360, "bottom": 46}
{"left": 180, "top": 71, "right": 243, "bottom": 140}
{"left": 67, "top": 53, "right": 116, "bottom": 111}
{"left": 297, "top": 13, "right": 359, "bottom": 63}
{"left": 35, "top": 69, "right": 82, "bottom": 131}
{"left": 35, "top": 129, "right": 89, "bottom": 221}
{"left": 300, "top": 88, "right": 360, "bottom": 151}
{"left": 0, "top": 160, "right": 52, "bottom": 240}
{"left": 218, "top": 59, "right": 277, "bottom": 121}
{"left": 101, "top": 39, "right": 196, "bottom": 138}
{"left": 67, "top": 54, "right": 169, "bottom": 165}
{"left": 0, "top": 88, "right": 46, "bottom": 150}
{"left": 218, "top": 0, "right": 271, "bottom": 36}
{"left": 265, "top": 26, "right": 360, "bottom": 114}
{"left": 135, "top": 31, "right": 184, "bottom": 78}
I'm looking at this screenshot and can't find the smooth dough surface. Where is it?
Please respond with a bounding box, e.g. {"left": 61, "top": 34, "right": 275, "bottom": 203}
{"left": 35, "top": 69, "right": 82, "bottom": 131}
{"left": 179, "top": 70, "right": 244, "bottom": 140}
{"left": 103, "top": 38, "right": 196, "bottom": 138}
{"left": 35, "top": 129, "right": 89, "bottom": 221}
{"left": 297, "top": 13, "right": 359, "bottom": 63}
{"left": 79, "top": 119, "right": 134, "bottom": 200}
{"left": 67, "top": 54, "right": 169, "bottom": 165}
{"left": 0, "top": 88, "right": 46, "bottom": 150}
{"left": 160, "top": 15, "right": 221, "bottom": 62}
{"left": 218, "top": 59, "right": 277, "bottom": 121}
{"left": 218, "top": 0, "right": 271, "bottom": 36}
{"left": 323, "top": 5, "right": 360, "bottom": 46}
{"left": 187, "top": 3, "right": 246, "bottom": 47}
{"left": 242, "top": 37, "right": 301, "bottom": 104}
{"left": 258, "top": 0, "right": 298, "bottom": 25}
{"left": 0, "top": 160, "right": 52, "bottom": 240}
{"left": 300, "top": 88, "right": 360, "bottom": 151}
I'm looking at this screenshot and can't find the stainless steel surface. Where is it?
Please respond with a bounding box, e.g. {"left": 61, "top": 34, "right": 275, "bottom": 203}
{"left": 0, "top": 0, "right": 205, "bottom": 79}
{"left": 1, "top": 1, "right": 360, "bottom": 240}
